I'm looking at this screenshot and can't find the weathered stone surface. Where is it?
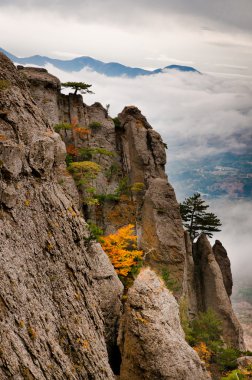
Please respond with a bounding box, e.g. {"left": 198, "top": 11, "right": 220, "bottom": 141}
{"left": 89, "top": 242, "right": 123, "bottom": 371}
{"left": 237, "top": 356, "right": 252, "bottom": 369}
{"left": 0, "top": 52, "right": 121, "bottom": 379}
{"left": 118, "top": 106, "right": 167, "bottom": 183}
{"left": 140, "top": 178, "right": 186, "bottom": 294}
{"left": 18, "top": 66, "right": 60, "bottom": 125}
{"left": 184, "top": 231, "right": 198, "bottom": 317}
{"left": 118, "top": 268, "right": 210, "bottom": 380}
{"left": 193, "top": 234, "right": 244, "bottom": 349}
{"left": 213, "top": 240, "right": 233, "bottom": 297}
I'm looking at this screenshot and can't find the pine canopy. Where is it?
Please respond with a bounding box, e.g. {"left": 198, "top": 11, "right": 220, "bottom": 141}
{"left": 180, "top": 193, "right": 221, "bottom": 241}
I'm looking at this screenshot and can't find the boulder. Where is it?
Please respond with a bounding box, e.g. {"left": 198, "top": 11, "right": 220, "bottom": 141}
{"left": 118, "top": 268, "right": 210, "bottom": 380}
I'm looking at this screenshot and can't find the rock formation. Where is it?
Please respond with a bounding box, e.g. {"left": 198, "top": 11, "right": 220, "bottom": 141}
{"left": 0, "top": 53, "right": 122, "bottom": 379}
{"left": 118, "top": 268, "right": 210, "bottom": 380}
{"left": 193, "top": 234, "right": 244, "bottom": 349}
{"left": 213, "top": 240, "right": 233, "bottom": 297}
{"left": 0, "top": 57, "right": 245, "bottom": 378}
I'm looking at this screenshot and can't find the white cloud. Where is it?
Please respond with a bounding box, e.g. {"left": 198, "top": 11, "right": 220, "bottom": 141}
{"left": 210, "top": 199, "right": 252, "bottom": 279}
{"left": 46, "top": 63, "right": 252, "bottom": 163}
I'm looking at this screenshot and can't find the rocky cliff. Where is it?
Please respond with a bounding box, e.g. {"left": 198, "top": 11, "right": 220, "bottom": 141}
{"left": 0, "top": 54, "right": 123, "bottom": 379}
{"left": 0, "top": 57, "right": 245, "bottom": 379}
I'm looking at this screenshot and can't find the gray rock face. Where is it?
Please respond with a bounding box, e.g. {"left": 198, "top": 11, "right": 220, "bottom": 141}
{"left": 184, "top": 231, "right": 198, "bottom": 317}
{"left": 0, "top": 53, "right": 122, "bottom": 379}
{"left": 140, "top": 178, "right": 186, "bottom": 295}
{"left": 193, "top": 235, "right": 244, "bottom": 349}
{"left": 24, "top": 73, "right": 188, "bottom": 294}
{"left": 213, "top": 240, "right": 233, "bottom": 297}
{"left": 17, "top": 66, "right": 61, "bottom": 125}
{"left": 118, "top": 269, "right": 210, "bottom": 380}
{"left": 118, "top": 106, "right": 166, "bottom": 183}
{"left": 118, "top": 107, "right": 187, "bottom": 294}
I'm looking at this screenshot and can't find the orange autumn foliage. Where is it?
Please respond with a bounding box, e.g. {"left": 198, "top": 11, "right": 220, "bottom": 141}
{"left": 66, "top": 144, "right": 79, "bottom": 156}
{"left": 100, "top": 224, "right": 143, "bottom": 277}
{"left": 193, "top": 342, "right": 211, "bottom": 365}
{"left": 73, "top": 127, "right": 91, "bottom": 138}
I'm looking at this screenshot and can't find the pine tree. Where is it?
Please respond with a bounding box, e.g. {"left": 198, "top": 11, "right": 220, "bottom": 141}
{"left": 61, "top": 82, "right": 93, "bottom": 95}
{"left": 180, "top": 193, "right": 221, "bottom": 241}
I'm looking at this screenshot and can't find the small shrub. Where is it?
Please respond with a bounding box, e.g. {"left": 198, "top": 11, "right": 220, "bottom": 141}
{"left": 73, "top": 126, "right": 91, "bottom": 138}
{"left": 27, "top": 326, "right": 37, "bottom": 340}
{"left": 0, "top": 79, "right": 11, "bottom": 90}
{"left": 68, "top": 161, "right": 101, "bottom": 184}
{"left": 89, "top": 121, "right": 102, "bottom": 130}
{"left": 179, "top": 296, "right": 192, "bottom": 341}
{"left": 214, "top": 348, "right": 240, "bottom": 371}
{"left": 194, "top": 342, "right": 211, "bottom": 366}
{"left": 188, "top": 309, "right": 222, "bottom": 347}
{"left": 78, "top": 147, "right": 115, "bottom": 161}
{"left": 105, "top": 162, "right": 121, "bottom": 181}
{"left": 66, "top": 144, "right": 79, "bottom": 156}
{"left": 161, "top": 268, "right": 179, "bottom": 292}
{"left": 221, "top": 370, "right": 246, "bottom": 380}
{"left": 131, "top": 182, "right": 145, "bottom": 193}
{"left": 54, "top": 123, "right": 72, "bottom": 132}
{"left": 95, "top": 193, "right": 120, "bottom": 203}
{"left": 113, "top": 117, "right": 121, "bottom": 129}
{"left": 116, "top": 177, "right": 131, "bottom": 196}
{"left": 87, "top": 222, "right": 104, "bottom": 241}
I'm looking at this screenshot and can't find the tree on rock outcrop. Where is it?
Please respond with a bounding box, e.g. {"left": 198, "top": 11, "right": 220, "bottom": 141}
{"left": 61, "top": 82, "right": 93, "bottom": 95}
{"left": 180, "top": 193, "right": 221, "bottom": 241}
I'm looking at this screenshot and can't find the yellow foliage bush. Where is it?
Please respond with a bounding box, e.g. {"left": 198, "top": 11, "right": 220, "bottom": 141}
{"left": 100, "top": 224, "right": 143, "bottom": 277}
{"left": 193, "top": 342, "right": 211, "bottom": 366}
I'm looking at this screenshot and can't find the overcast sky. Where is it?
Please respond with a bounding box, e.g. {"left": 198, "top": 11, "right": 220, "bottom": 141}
{"left": 0, "top": 0, "right": 252, "bottom": 75}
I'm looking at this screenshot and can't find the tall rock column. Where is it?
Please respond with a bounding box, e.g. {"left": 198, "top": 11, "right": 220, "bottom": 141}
{"left": 193, "top": 235, "right": 244, "bottom": 349}
{"left": 213, "top": 240, "right": 233, "bottom": 297}
{"left": 118, "top": 106, "right": 187, "bottom": 295}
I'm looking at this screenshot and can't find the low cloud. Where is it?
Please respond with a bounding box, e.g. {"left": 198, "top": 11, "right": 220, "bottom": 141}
{"left": 47, "top": 64, "right": 252, "bottom": 163}
{"left": 210, "top": 199, "right": 252, "bottom": 279}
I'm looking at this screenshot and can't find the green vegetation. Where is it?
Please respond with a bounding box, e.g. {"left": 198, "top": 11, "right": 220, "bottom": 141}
{"left": 116, "top": 177, "right": 131, "bottom": 196}
{"left": 221, "top": 369, "right": 252, "bottom": 379}
{"left": 215, "top": 348, "right": 241, "bottom": 371}
{"left": 105, "top": 162, "right": 121, "bottom": 181}
{"left": 131, "top": 182, "right": 145, "bottom": 193}
{"left": 95, "top": 193, "right": 120, "bottom": 203}
{"left": 61, "top": 82, "right": 93, "bottom": 95}
{"left": 161, "top": 268, "right": 179, "bottom": 292}
{"left": 183, "top": 309, "right": 252, "bottom": 377}
{"left": 78, "top": 147, "right": 115, "bottom": 161}
{"left": 87, "top": 222, "right": 104, "bottom": 241}
{"left": 113, "top": 117, "right": 121, "bottom": 129}
{"left": 54, "top": 123, "right": 72, "bottom": 132}
{"left": 89, "top": 121, "right": 102, "bottom": 130}
{"left": 187, "top": 309, "right": 222, "bottom": 347}
{"left": 0, "top": 79, "right": 11, "bottom": 90}
{"left": 68, "top": 161, "right": 101, "bottom": 186}
{"left": 180, "top": 192, "right": 222, "bottom": 241}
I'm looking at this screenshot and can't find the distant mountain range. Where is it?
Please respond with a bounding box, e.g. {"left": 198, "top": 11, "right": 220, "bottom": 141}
{"left": 0, "top": 48, "right": 199, "bottom": 78}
